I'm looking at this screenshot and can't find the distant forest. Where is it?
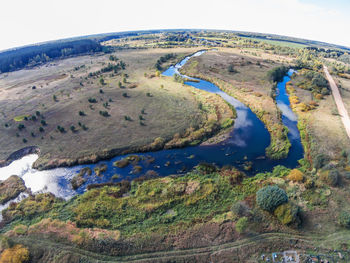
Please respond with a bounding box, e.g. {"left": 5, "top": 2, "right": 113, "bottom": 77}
{"left": 0, "top": 39, "right": 103, "bottom": 73}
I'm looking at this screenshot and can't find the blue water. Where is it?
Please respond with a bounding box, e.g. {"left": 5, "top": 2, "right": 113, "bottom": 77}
{"left": 0, "top": 51, "right": 304, "bottom": 198}
{"left": 66, "top": 51, "right": 303, "bottom": 194}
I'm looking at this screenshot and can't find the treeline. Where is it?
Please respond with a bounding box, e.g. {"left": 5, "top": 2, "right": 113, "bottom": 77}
{"left": 267, "top": 66, "right": 289, "bottom": 83}
{"left": 88, "top": 60, "right": 126, "bottom": 77}
{"left": 0, "top": 39, "right": 103, "bottom": 73}
{"left": 155, "top": 53, "right": 176, "bottom": 70}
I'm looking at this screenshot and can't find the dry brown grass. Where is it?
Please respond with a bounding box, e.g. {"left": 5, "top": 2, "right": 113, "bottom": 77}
{"left": 0, "top": 48, "right": 220, "bottom": 168}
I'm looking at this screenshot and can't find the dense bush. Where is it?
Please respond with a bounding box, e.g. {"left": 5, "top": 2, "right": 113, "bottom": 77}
{"left": 338, "top": 211, "right": 350, "bottom": 228}
{"left": 320, "top": 169, "right": 340, "bottom": 186}
{"left": 274, "top": 203, "right": 301, "bottom": 226}
{"left": 256, "top": 185, "right": 288, "bottom": 212}
{"left": 287, "top": 169, "right": 304, "bottom": 182}
{"left": 231, "top": 201, "right": 251, "bottom": 217}
{"left": 267, "top": 66, "right": 288, "bottom": 83}
{"left": 0, "top": 244, "right": 29, "bottom": 263}
{"left": 235, "top": 217, "right": 248, "bottom": 233}
{"left": 313, "top": 154, "right": 329, "bottom": 169}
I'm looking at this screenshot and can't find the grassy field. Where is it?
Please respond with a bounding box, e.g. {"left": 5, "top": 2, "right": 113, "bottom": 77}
{"left": 0, "top": 47, "right": 235, "bottom": 169}
{"left": 288, "top": 72, "right": 349, "bottom": 159}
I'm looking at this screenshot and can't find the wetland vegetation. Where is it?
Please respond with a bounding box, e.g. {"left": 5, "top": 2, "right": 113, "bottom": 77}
{"left": 1, "top": 30, "right": 350, "bottom": 262}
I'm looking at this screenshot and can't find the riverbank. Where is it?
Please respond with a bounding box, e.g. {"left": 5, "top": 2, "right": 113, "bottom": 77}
{"left": 0, "top": 48, "right": 235, "bottom": 170}
{"left": 180, "top": 51, "right": 292, "bottom": 159}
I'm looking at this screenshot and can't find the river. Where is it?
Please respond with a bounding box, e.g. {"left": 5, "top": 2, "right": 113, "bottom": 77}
{"left": 0, "top": 50, "right": 303, "bottom": 203}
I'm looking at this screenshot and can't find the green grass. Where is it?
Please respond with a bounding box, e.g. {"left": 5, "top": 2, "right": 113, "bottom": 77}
{"left": 13, "top": 115, "right": 29, "bottom": 122}
{"left": 240, "top": 36, "right": 308, "bottom": 49}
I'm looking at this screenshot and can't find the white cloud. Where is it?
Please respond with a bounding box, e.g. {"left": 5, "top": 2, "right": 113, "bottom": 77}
{"left": 0, "top": 0, "right": 349, "bottom": 51}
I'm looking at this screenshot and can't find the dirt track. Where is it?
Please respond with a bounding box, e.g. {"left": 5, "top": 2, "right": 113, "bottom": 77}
{"left": 324, "top": 66, "right": 350, "bottom": 140}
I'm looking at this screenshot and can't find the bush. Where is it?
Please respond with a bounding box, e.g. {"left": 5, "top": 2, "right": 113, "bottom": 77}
{"left": 17, "top": 124, "right": 25, "bottom": 131}
{"left": 79, "top": 111, "right": 85, "bottom": 116}
{"left": 320, "top": 169, "right": 340, "bottom": 186}
{"left": 338, "top": 211, "right": 350, "bottom": 228}
{"left": 313, "top": 154, "right": 329, "bottom": 169}
{"left": 231, "top": 201, "right": 250, "bottom": 217}
{"left": 267, "top": 66, "right": 288, "bottom": 82}
{"left": 256, "top": 185, "right": 288, "bottom": 212}
{"left": 274, "top": 203, "right": 301, "bottom": 226}
{"left": 287, "top": 169, "right": 304, "bottom": 182}
{"left": 88, "top": 97, "right": 97, "bottom": 103}
{"left": 0, "top": 244, "right": 29, "bottom": 263}
{"left": 40, "top": 120, "right": 47, "bottom": 126}
{"left": 99, "top": 111, "right": 110, "bottom": 117}
{"left": 235, "top": 217, "right": 248, "bottom": 233}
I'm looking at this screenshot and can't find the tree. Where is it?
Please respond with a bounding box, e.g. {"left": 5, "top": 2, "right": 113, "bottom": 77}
{"left": 99, "top": 77, "right": 105, "bottom": 85}
{"left": 256, "top": 185, "right": 288, "bottom": 212}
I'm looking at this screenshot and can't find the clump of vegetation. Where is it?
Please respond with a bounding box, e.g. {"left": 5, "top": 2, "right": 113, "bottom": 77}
{"left": 338, "top": 211, "right": 350, "bottom": 228}
{"left": 287, "top": 169, "right": 304, "bottom": 182}
{"left": 256, "top": 185, "right": 288, "bottom": 212}
{"left": 274, "top": 203, "right": 301, "bottom": 226}
{"left": 124, "top": 115, "right": 132, "bottom": 121}
{"left": 155, "top": 53, "right": 176, "bottom": 70}
{"left": 267, "top": 66, "right": 288, "bottom": 83}
{"left": 235, "top": 217, "right": 248, "bottom": 233}
{"left": 57, "top": 125, "right": 65, "bottom": 133}
{"left": 17, "top": 124, "right": 25, "bottom": 131}
{"left": 88, "top": 97, "right": 97, "bottom": 103}
{"left": 79, "top": 111, "right": 85, "bottom": 116}
{"left": 99, "top": 110, "right": 110, "bottom": 117}
{"left": 320, "top": 169, "right": 340, "bottom": 187}
{"left": 0, "top": 244, "right": 29, "bottom": 263}
{"left": 231, "top": 201, "right": 251, "bottom": 217}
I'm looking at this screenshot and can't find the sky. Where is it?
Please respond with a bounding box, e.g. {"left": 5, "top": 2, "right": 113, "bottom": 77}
{"left": 1, "top": 0, "right": 350, "bottom": 51}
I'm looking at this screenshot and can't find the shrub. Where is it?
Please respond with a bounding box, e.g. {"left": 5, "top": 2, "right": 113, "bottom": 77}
{"left": 57, "top": 125, "right": 65, "bottom": 133}
{"left": 320, "top": 169, "right": 340, "bottom": 186}
{"left": 256, "top": 185, "right": 288, "bottom": 212}
{"left": 124, "top": 115, "right": 132, "bottom": 121}
{"left": 79, "top": 111, "right": 85, "bottom": 116}
{"left": 122, "top": 92, "right": 128, "bottom": 98}
{"left": 40, "top": 120, "right": 47, "bottom": 126}
{"left": 274, "top": 203, "right": 301, "bottom": 226}
{"left": 99, "top": 111, "right": 110, "bottom": 117}
{"left": 22, "top": 138, "right": 27, "bottom": 143}
{"left": 235, "top": 217, "right": 248, "bottom": 233}
{"left": 35, "top": 111, "right": 41, "bottom": 116}
{"left": 17, "top": 124, "right": 25, "bottom": 131}
{"left": 39, "top": 127, "right": 44, "bottom": 133}
{"left": 88, "top": 97, "right": 97, "bottom": 103}
{"left": 338, "top": 211, "right": 350, "bottom": 228}
{"left": 231, "top": 201, "right": 250, "bottom": 217}
{"left": 287, "top": 169, "right": 304, "bottom": 182}
{"left": 313, "top": 154, "right": 328, "bottom": 169}
{"left": 0, "top": 244, "right": 29, "bottom": 263}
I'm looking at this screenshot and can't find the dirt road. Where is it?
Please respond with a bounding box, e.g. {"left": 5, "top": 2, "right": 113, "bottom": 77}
{"left": 324, "top": 66, "right": 350, "bottom": 140}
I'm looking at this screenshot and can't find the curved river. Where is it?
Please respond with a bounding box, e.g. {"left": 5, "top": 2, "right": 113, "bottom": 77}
{"left": 0, "top": 50, "right": 303, "bottom": 202}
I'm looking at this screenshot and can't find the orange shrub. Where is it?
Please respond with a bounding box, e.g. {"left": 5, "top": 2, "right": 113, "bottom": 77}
{"left": 289, "top": 95, "right": 300, "bottom": 105}
{"left": 315, "top": 93, "right": 323, "bottom": 100}
{"left": 0, "top": 244, "right": 29, "bottom": 263}
{"left": 287, "top": 169, "right": 304, "bottom": 182}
